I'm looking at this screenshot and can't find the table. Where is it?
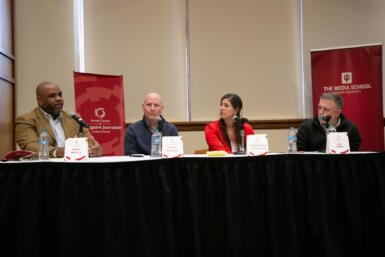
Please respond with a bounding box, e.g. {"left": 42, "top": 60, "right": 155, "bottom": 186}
{"left": 1, "top": 153, "right": 385, "bottom": 257}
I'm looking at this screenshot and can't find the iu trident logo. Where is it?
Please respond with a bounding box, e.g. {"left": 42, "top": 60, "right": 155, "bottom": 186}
{"left": 341, "top": 72, "right": 352, "bottom": 84}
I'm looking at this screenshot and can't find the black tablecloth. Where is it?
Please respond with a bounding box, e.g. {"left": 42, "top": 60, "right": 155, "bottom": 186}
{"left": 1, "top": 153, "right": 385, "bottom": 257}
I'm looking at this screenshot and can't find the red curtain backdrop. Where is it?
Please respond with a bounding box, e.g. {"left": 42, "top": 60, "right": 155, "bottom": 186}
{"left": 74, "top": 72, "right": 125, "bottom": 156}
{"left": 311, "top": 44, "right": 383, "bottom": 151}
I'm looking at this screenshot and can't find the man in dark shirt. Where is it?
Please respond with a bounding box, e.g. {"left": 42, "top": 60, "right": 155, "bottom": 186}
{"left": 297, "top": 92, "right": 361, "bottom": 152}
{"left": 124, "top": 92, "right": 178, "bottom": 155}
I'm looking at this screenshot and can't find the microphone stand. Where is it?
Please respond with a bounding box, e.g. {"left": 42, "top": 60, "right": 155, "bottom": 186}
{"left": 79, "top": 125, "right": 84, "bottom": 137}
{"left": 157, "top": 121, "right": 163, "bottom": 134}
{"left": 234, "top": 120, "right": 246, "bottom": 155}
{"left": 156, "top": 116, "right": 164, "bottom": 136}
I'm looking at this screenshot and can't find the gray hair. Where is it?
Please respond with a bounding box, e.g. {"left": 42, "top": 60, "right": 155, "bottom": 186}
{"left": 320, "top": 92, "right": 344, "bottom": 110}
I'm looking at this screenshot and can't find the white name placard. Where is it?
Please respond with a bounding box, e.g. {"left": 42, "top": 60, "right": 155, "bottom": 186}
{"left": 247, "top": 134, "right": 269, "bottom": 156}
{"left": 64, "top": 137, "right": 89, "bottom": 161}
{"left": 162, "top": 136, "right": 184, "bottom": 158}
{"left": 326, "top": 132, "right": 350, "bottom": 154}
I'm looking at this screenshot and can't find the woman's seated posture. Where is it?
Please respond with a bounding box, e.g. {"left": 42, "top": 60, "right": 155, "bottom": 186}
{"left": 205, "top": 93, "right": 254, "bottom": 153}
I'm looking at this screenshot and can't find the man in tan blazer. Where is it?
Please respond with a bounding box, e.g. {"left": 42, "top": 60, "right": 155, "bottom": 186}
{"left": 15, "top": 81, "right": 103, "bottom": 158}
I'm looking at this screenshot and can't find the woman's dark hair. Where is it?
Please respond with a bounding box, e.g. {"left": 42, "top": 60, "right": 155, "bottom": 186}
{"left": 219, "top": 93, "right": 243, "bottom": 147}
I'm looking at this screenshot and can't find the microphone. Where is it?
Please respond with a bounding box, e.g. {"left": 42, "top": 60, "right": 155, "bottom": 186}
{"left": 232, "top": 115, "right": 248, "bottom": 123}
{"left": 321, "top": 115, "right": 331, "bottom": 122}
{"left": 232, "top": 115, "right": 248, "bottom": 155}
{"left": 70, "top": 112, "right": 90, "bottom": 128}
{"left": 240, "top": 117, "right": 248, "bottom": 123}
{"left": 155, "top": 116, "right": 163, "bottom": 122}
{"left": 155, "top": 116, "right": 164, "bottom": 132}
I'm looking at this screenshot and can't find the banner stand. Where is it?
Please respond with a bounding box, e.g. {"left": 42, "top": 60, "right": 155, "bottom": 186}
{"left": 74, "top": 72, "right": 126, "bottom": 156}
{"left": 310, "top": 43, "right": 383, "bottom": 151}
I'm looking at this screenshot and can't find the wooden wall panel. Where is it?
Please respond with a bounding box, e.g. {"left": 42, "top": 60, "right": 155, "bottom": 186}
{"left": 0, "top": 55, "right": 13, "bottom": 79}
{"left": 0, "top": 80, "right": 14, "bottom": 157}
{"left": 0, "top": 0, "right": 14, "bottom": 158}
{"left": 0, "top": 0, "right": 13, "bottom": 53}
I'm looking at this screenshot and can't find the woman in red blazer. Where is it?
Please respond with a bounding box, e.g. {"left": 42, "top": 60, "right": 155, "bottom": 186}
{"left": 205, "top": 93, "right": 254, "bottom": 153}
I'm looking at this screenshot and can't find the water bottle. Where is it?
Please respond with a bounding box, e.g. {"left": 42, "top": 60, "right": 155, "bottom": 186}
{"left": 38, "top": 129, "right": 50, "bottom": 160}
{"left": 327, "top": 123, "right": 337, "bottom": 133}
{"left": 151, "top": 129, "right": 162, "bottom": 157}
{"left": 288, "top": 127, "right": 297, "bottom": 154}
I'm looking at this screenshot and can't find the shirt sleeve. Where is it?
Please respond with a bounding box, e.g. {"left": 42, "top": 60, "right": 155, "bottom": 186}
{"left": 81, "top": 126, "right": 100, "bottom": 148}
{"left": 204, "top": 123, "right": 227, "bottom": 152}
{"left": 348, "top": 124, "right": 362, "bottom": 151}
{"left": 170, "top": 124, "right": 178, "bottom": 136}
{"left": 124, "top": 126, "right": 138, "bottom": 155}
{"left": 15, "top": 115, "right": 55, "bottom": 156}
{"left": 296, "top": 124, "right": 308, "bottom": 152}
{"left": 244, "top": 123, "right": 255, "bottom": 137}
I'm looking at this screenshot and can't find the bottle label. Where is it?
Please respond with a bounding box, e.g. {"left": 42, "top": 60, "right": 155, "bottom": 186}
{"left": 152, "top": 138, "right": 161, "bottom": 144}
{"left": 288, "top": 136, "right": 297, "bottom": 141}
{"left": 39, "top": 139, "right": 49, "bottom": 145}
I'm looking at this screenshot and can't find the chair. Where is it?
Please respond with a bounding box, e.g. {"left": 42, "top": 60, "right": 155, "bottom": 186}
{"left": 194, "top": 149, "right": 208, "bottom": 154}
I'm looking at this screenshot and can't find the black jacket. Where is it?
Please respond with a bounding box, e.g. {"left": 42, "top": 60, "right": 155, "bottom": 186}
{"left": 297, "top": 114, "right": 361, "bottom": 152}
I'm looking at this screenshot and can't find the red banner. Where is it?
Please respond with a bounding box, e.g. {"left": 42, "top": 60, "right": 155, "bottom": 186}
{"left": 311, "top": 44, "right": 383, "bottom": 151}
{"left": 74, "top": 72, "right": 125, "bottom": 156}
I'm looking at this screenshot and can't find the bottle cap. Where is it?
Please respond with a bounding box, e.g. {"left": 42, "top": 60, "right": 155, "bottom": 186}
{"left": 42, "top": 129, "right": 47, "bottom": 132}
{"left": 329, "top": 124, "right": 334, "bottom": 126}
{"left": 154, "top": 129, "right": 159, "bottom": 132}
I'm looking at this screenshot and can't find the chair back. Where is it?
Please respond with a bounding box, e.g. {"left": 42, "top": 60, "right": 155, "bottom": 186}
{"left": 194, "top": 149, "right": 208, "bottom": 154}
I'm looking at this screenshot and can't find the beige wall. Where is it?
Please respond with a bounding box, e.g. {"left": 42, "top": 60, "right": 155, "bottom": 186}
{"left": 83, "top": 0, "right": 187, "bottom": 122}
{"left": 189, "top": 0, "right": 303, "bottom": 121}
{"left": 15, "top": 0, "right": 75, "bottom": 116}
{"left": 302, "top": 0, "right": 385, "bottom": 115}
{"left": 83, "top": 0, "right": 303, "bottom": 122}
{"left": 14, "top": 0, "right": 385, "bottom": 153}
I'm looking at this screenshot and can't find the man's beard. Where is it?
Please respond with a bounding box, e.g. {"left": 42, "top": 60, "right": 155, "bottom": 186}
{"left": 42, "top": 103, "right": 62, "bottom": 117}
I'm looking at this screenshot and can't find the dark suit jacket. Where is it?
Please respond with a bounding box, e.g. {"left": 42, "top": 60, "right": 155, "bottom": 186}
{"left": 15, "top": 107, "right": 98, "bottom": 157}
